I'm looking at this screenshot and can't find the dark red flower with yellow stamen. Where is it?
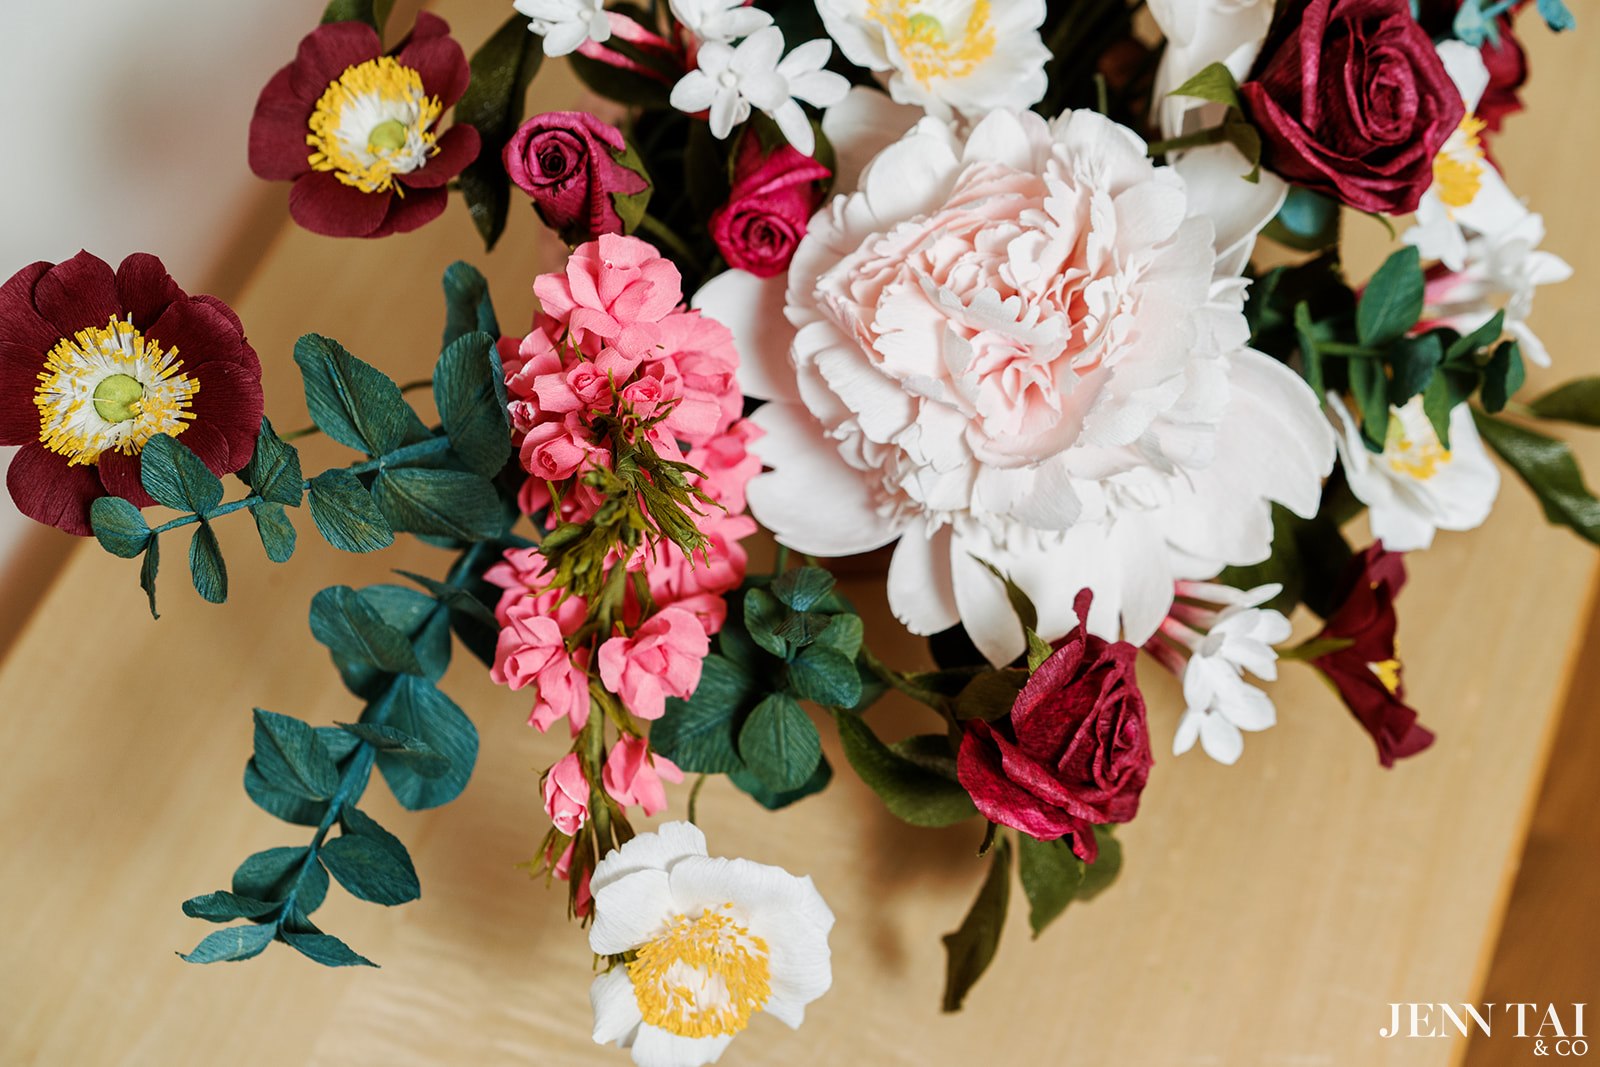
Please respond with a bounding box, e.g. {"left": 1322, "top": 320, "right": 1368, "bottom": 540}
{"left": 0, "top": 251, "right": 263, "bottom": 536}
{"left": 248, "top": 13, "right": 480, "bottom": 239}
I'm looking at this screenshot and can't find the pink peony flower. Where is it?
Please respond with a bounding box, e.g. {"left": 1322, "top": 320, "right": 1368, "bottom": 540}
{"left": 490, "top": 601, "right": 592, "bottom": 733}
{"left": 710, "top": 134, "right": 831, "bottom": 278}
{"left": 597, "top": 607, "right": 710, "bottom": 720}
{"left": 533, "top": 234, "right": 682, "bottom": 370}
{"left": 543, "top": 753, "right": 591, "bottom": 835}
{"left": 601, "top": 735, "right": 684, "bottom": 816}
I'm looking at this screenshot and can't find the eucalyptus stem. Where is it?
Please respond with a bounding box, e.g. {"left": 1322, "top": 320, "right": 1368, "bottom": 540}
{"left": 277, "top": 741, "right": 376, "bottom": 927}
{"left": 687, "top": 774, "right": 708, "bottom": 826}
{"left": 346, "top": 435, "right": 453, "bottom": 477}
{"left": 151, "top": 494, "right": 264, "bottom": 535}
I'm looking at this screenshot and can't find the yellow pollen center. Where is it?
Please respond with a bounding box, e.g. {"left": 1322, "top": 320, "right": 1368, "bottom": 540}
{"left": 867, "top": 0, "right": 996, "bottom": 85}
{"left": 1433, "top": 114, "right": 1487, "bottom": 211}
{"left": 1369, "top": 658, "right": 1403, "bottom": 695}
{"left": 628, "top": 905, "right": 772, "bottom": 1039}
{"left": 34, "top": 318, "right": 199, "bottom": 466}
{"left": 307, "top": 57, "right": 441, "bottom": 195}
{"left": 1386, "top": 421, "right": 1451, "bottom": 481}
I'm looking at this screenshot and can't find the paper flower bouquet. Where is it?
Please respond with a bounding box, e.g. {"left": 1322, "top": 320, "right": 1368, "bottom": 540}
{"left": 6, "top": 0, "right": 1589, "bottom": 1062}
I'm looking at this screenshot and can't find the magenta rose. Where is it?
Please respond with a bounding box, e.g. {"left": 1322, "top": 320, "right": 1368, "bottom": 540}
{"left": 709, "top": 135, "right": 831, "bottom": 278}
{"left": 503, "top": 112, "right": 652, "bottom": 245}
{"left": 956, "top": 590, "right": 1153, "bottom": 862}
{"left": 1239, "top": 0, "right": 1465, "bottom": 215}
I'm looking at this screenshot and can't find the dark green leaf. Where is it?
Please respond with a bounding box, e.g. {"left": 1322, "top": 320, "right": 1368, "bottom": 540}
{"left": 607, "top": 137, "right": 654, "bottom": 234}
{"left": 371, "top": 466, "right": 506, "bottom": 541}
{"left": 440, "top": 261, "right": 501, "bottom": 350}
{"left": 743, "top": 587, "right": 789, "bottom": 658}
{"left": 569, "top": 51, "right": 673, "bottom": 110}
{"left": 140, "top": 532, "right": 160, "bottom": 619}
{"left": 239, "top": 417, "right": 304, "bottom": 506}
{"left": 282, "top": 930, "right": 376, "bottom": 968}
{"left": 338, "top": 721, "right": 450, "bottom": 778}
{"left": 787, "top": 645, "right": 863, "bottom": 707}
{"left": 772, "top": 609, "right": 833, "bottom": 649}
{"left": 252, "top": 709, "right": 341, "bottom": 800}
{"left": 888, "top": 733, "right": 960, "bottom": 780}
{"left": 90, "top": 496, "right": 150, "bottom": 558}
{"left": 244, "top": 760, "right": 330, "bottom": 826}
{"left": 1444, "top": 309, "right": 1505, "bottom": 364}
{"left": 456, "top": 14, "right": 544, "bottom": 250}
{"left": 738, "top": 693, "right": 822, "bottom": 791}
{"left": 1167, "top": 60, "right": 1241, "bottom": 109}
{"left": 310, "top": 585, "right": 425, "bottom": 675}
{"left": 293, "top": 334, "right": 429, "bottom": 456}
{"left": 320, "top": 0, "right": 394, "bottom": 32}
{"left": 832, "top": 710, "right": 978, "bottom": 827}
{"left": 954, "top": 669, "right": 1028, "bottom": 722}
{"left": 181, "top": 891, "right": 280, "bottom": 923}
{"left": 972, "top": 557, "right": 1038, "bottom": 633}
{"left": 252, "top": 502, "right": 297, "bottom": 563}
{"left": 1356, "top": 246, "right": 1425, "bottom": 348}
{"left": 1388, "top": 333, "right": 1444, "bottom": 408}
{"left": 809, "top": 613, "right": 863, "bottom": 659}
{"left": 321, "top": 832, "right": 420, "bottom": 905}
{"left": 941, "top": 837, "right": 1011, "bottom": 1013}
{"left": 179, "top": 923, "right": 277, "bottom": 964}
{"left": 1481, "top": 340, "right": 1525, "bottom": 414}
{"left": 652, "top": 657, "right": 753, "bottom": 774}
{"left": 1221, "top": 118, "right": 1261, "bottom": 182}
{"left": 306, "top": 468, "right": 395, "bottom": 553}
{"left": 373, "top": 675, "right": 478, "bottom": 810}
{"left": 233, "top": 847, "right": 328, "bottom": 912}
{"left": 1078, "top": 827, "right": 1124, "bottom": 902}
{"left": 729, "top": 755, "right": 833, "bottom": 811}
{"left": 317, "top": 726, "right": 361, "bottom": 763}
{"left": 1016, "top": 835, "right": 1085, "bottom": 938}
{"left": 1530, "top": 377, "right": 1600, "bottom": 426}
{"left": 1348, "top": 356, "right": 1390, "bottom": 452}
{"left": 1474, "top": 410, "right": 1600, "bottom": 546}
{"left": 433, "top": 330, "right": 511, "bottom": 478}
{"left": 188, "top": 522, "right": 228, "bottom": 603}
{"left": 771, "top": 567, "right": 836, "bottom": 610}
{"left": 396, "top": 570, "right": 499, "bottom": 630}
{"left": 140, "top": 434, "right": 224, "bottom": 513}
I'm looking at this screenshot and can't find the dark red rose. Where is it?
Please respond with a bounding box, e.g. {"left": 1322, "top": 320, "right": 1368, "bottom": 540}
{"left": 1310, "top": 544, "right": 1435, "bottom": 767}
{"left": 0, "top": 252, "right": 263, "bottom": 535}
{"left": 956, "top": 590, "right": 1153, "bottom": 862}
{"left": 248, "top": 13, "right": 480, "bottom": 239}
{"left": 503, "top": 112, "right": 651, "bottom": 245}
{"left": 1240, "top": 0, "right": 1465, "bottom": 215}
{"left": 709, "top": 135, "right": 830, "bottom": 279}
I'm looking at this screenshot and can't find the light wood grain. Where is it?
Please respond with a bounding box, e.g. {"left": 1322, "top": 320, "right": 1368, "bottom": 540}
{"left": 3, "top": 6, "right": 1598, "bottom": 1065}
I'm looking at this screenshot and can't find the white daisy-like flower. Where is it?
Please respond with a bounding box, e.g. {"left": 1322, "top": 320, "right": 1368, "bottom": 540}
{"left": 669, "top": 26, "right": 848, "bottom": 155}
{"left": 816, "top": 0, "right": 1049, "bottom": 119}
{"left": 1329, "top": 394, "right": 1500, "bottom": 553}
{"left": 516, "top": 0, "right": 611, "bottom": 57}
{"left": 1164, "top": 584, "right": 1289, "bottom": 765}
{"left": 697, "top": 103, "right": 1335, "bottom": 665}
{"left": 588, "top": 822, "right": 834, "bottom": 1067}
{"left": 668, "top": 0, "right": 772, "bottom": 43}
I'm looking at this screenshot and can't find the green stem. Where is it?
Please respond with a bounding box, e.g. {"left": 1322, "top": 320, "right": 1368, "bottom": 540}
{"left": 859, "top": 646, "right": 953, "bottom": 716}
{"left": 346, "top": 435, "right": 453, "bottom": 477}
{"left": 1145, "top": 124, "right": 1229, "bottom": 157}
{"left": 151, "top": 495, "right": 264, "bottom": 535}
{"left": 635, "top": 214, "right": 702, "bottom": 273}
{"left": 1316, "top": 342, "right": 1383, "bottom": 359}
{"left": 687, "top": 774, "right": 707, "bottom": 826}
{"left": 276, "top": 740, "right": 376, "bottom": 929}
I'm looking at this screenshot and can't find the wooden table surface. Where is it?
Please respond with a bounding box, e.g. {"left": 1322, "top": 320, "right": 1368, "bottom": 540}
{"left": 3, "top": 6, "right": 1598, "bottom": 1065}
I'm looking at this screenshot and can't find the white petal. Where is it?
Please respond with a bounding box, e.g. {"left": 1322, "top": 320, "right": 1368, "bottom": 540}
{"left": 692, "top": 271, "right": 798, "bottom": 402}
{"left": 1172, "top": 144, "right": 1287, "bottom": 278}
{"left": 592, "top": 821, "right": 709, "bottom": 894}
{"left": 590, "top": 868, "right": 676, "bottom": 955}
{"left": 708, "top": 88, "right": 745, "bottom": 139}
{"left": 769, "top": 100, "right": 816, "bottom": 157}
{"left": 950, "top": 545, "right": 1026, "bottom": 667}
{"left": 630, "top": 1024, "right": 734, "bottom": 1067}
{"left": 591, "top": 967, "right": 645, "bottom": 1047}
{"left": 821, "top": 87, "right": 923, "bottom": 193}
{"left": 670, "top": 72, "right": 717, "bottom": 115}
{"left": 1198, "top": 712, "right": 1244, "bottom": 764}
{"left": 886, "top": 518, "right": 960, "bottom": 636}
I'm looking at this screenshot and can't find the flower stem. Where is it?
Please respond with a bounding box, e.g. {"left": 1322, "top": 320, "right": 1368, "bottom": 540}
{"left": 1145, "top": 124, "right": 1229, "bottom": 157}
{"left": 635, "top": 214, "right": 702, "bottom": 274}
{"left": 687, "top": 774, "right": 707, "bottom": 826}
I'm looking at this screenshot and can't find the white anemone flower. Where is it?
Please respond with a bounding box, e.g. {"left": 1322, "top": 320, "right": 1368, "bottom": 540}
{"left": 697, "top": 104, "right": 1335, "bottom": 665}
{"left": 1329, "top": 394, "right": 1499, "bottom": 553}
{"left": 670, "top": 26, "right": 848, "bottom": 155}
{"left": 1167, "top": 585, "right": 1290, "bottom": 765}
{"left": 516, "top": 0, "right": 611, "bottom": 57}
{"left": 589, "top": 821, "right": 834, "bottom": 1067}
{"left": 815, "top": 0, "right": 1049, "bottom": 119}
{"left": 669, "top": 0, "right": 772, "bottom": 43}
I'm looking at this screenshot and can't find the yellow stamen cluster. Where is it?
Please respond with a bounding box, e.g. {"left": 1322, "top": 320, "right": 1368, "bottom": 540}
{"left": 307, "top": 57, "right": 441, "bottom": 194}
{"left": 1386, "top": 421, "right": 1451, "bottom": 481}
{"left": 867, "top": 0, "right": 996, "bottom": 86}
{"left": 628, "top": 904, "right": 772, "bottom": 1038}
{"left": 1369, "top": 658, "right": 1403, "bottom": 695}
{"left": 34, "top": 318, "right": 198, "bottom": 465}
{"left": 1433, "top": 114, "right": 1488, "bottom": 211}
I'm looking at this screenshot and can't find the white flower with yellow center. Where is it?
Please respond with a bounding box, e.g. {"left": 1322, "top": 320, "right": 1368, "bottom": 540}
{"left": 33, "top": 318, "right": 198, "bottom": 466}
{"left": 517, "top": 0, "right": 612, "bottom": 57}
{"left": 1329, "top": 393, "right": 1499, "bottom": 552}
{"left": 588, "top": 822, "right": 833, "bottom": 1067}
{"left": 816, "top": 0, "right": 1049, "bottom": 119}
{"left": 307, "top": 56, "right": 442, "bottom": 194}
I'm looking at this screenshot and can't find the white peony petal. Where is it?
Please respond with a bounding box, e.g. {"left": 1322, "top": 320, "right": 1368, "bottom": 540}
{"left": 821, "top": 87, "right": 923, "bottom": 193}
{"left": 886, "top": 518, "right": 960, "bottom": 635}
{"left": 630, "top": 1024, "right": 735, "bottom": 1067}
{"left": 591, "top": 967, "right": 644, "bottom": 1047}
{"left": 1172, "top": 144, "right": 1287, "bottom": 277}
{"left": 692, "top": 270, "right": 799, "bottom": 402}
{"left": 592, "top": 821, "right": 709, "bottom": 895}
{"left": 950, "top": 545, "right": 1027, "bottom": 667}
{"left": 590, "top": 869, "right": 676, "bottom": 955}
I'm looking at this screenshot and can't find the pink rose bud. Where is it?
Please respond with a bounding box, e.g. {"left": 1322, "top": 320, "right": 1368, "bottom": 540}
{"left": 709, "top": 134, "right": 831, "bottom": 278}
{"left": 504, "top": 112, "right": 653, "bottom": 244}
{"left": 601, "top": 735, "right": 685, "bottom": 816}
{"left": 542, "top": 753, "right": 591, "bottom": 836}
{"left": 519, "top": 417, "right": 600, "bottom": 481}
{"left": 596, "top": 607, "right": 711, "bottom": 720}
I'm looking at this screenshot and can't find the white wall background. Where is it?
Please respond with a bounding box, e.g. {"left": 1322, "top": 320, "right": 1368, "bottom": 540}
{"left": 0, "top": 0, "right": 329, "bottom": 577}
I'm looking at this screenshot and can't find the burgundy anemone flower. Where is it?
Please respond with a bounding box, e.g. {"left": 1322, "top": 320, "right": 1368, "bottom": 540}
{"left": 1, "top": 252, "right": 263, "bottom": 536}
{"left": 248, "top": 13, "right": 480, "bottom": 238}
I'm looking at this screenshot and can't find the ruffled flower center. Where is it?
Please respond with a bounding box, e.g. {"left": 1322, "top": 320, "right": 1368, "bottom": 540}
{"left": 1433, "top": 114, "right": 1487, "bottom": 211}
{"left": 1385, "top": 419, "right": 1450, "bottom": 480}
{"left": 628, "top": 904, "right": 772, "bottom": 1038}
{"left": 867, "top": 0, "right": 996, "bottom": 85}
{"left": 34, "top": 318, "right": 198, "bottom": 465}
{"left": 307, "top": 57, "right": 441, "bottom": 194}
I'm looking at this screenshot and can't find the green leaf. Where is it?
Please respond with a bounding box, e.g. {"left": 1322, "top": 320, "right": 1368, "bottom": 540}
{"left": 306, "top": 468, "right": 395, "bottom": 553}
{"left": 1348, "top": 356, "right": 1391, "bottom": 452}
{"left": 652, "top": 656, "right": 753, "bottom": 774}
{"left": 320, "top": 832, "right": 420, "bottom": 905}
{"left": 1444, "top": 309, "right": 1505, "bottom": 364}
{"left": 433, "top": 331, "right": 511, "bottom": 478}
{"left": 809, "top": 613, "right": 863, "bottom": 659}
{"left": 787, "top": 645, "right": 863, "bottom": 707}
{"left": 1016, "top": 835, "right": 1085, "bottom": 939}
{"left": 1356, "top": 246, "right": 1425, "bottom": 349}
{"left": 1388, "top": 333, "right": 1444, "bottom": 408}
{"left": 738, "top": 693, "right": 823, "bottom": 791}
{"left": 1078, "top": 827, "right": 1124, "bottom": 902}
{"left": 188, "top": 522, "right": 228, "bottom": 603}
{"left": 608, "top": 137, "right": 654, "bottom": 234}
{"left": 569, "top": 51, "right": 673, "bottom": 111}
{"left": 972, "top": 556, "right": 1038, "bottom": 633}
{"left": 310, "top": 585, "right": 425, "bottom": 675}
{"left": 338, "top": 721, "right": 450, "bottom": 778}
{"left": 440, "top": 261, "right": 501, "bottom": 351}
{"left": 243, "top": 760, "right": 330, "bottom": 826}
{"left": 90, "top": 496, "right": 150, "bottom": 558}
{"left": 1221, "top": 118, "right": 1262, "bottom": 182}
{"left": 140, "top": 532, "right": 160, "bottom": 619}
{"left": 1167, "top": 60, "right": 1241, "bottom": 110}
{"left": 179, "top": 923, "right": 277, "bottom": 964}
{"left": 371, "top": 466, "right": 506, "bottom": 542}
{"left": 252, "top": 709, "right": 341, "bottom": 800}
{"left": 374, "top": 675, "right": 478, "bottom": 810}
{"left": 281, "top": 930, "right": 376, "bottom": 968}
{"left": 1474, "top": 410, "right": 1600, "bottom": 546}
{"left": 396, "top": 570, "right": 499, "bottom": 630}
{"left": 729, "top": 755, "right": 833, "bottom": 811}
{"left": 941, "top": 837, "right": 1011, "bottom": 1013}
{"left": 1481, "top": 340, "right": 1525, "bottom": 414}
{"left": 954, "top": 669, "right": 1028, "bottom": 722}
{"left": 888, "top": 733, "right": 960, "bottom": 780}
{"left": 772, "top": 609, "right": 834, "bottom": 650}
{"left": 251, "top": 502, "right": 297, "bottom": 564}
{"left": 320, "top": 0, "right": 394, "bottom": 33}
{"left": 140, "top": 434, "right": 224, "bottom": 514}
{"left": 181, "top": 891, "right": 280, "bottom": 923}
{"left": 1025, "top": 630, "right": 1053, "bottom": 672}
{"left": 743, "top": 587, "right": 789, "bottom": 658}
{"left": 335, "top": 586, "right": 450, "bottom": 692}
{"left": 239, "top": 417, "right": 304, "bottom": 506}
{"left": 233, "top": 847, "right": 328, "bottom": 912}
{"left": 456, "top": 14, "right": 544, "bottom": 250}
{"left": 771, "top": 567, "right": 836, "bottom": 610}
{"left": 832, "top": 710, "right": 978, "bottom": 828}
{"left": 1529, "top": 377, "right": 1600, "bottom": 426}
{"left": 293, "top": 334, "right": 429, "bottom": 456}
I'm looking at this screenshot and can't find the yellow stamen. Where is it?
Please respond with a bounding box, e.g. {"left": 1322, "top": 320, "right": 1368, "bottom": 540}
{"left": 306, "top": 57, "right": 441, "bottom": 194}
{"left": 628, "top": 905, "right": 771, "bottom": 1039}
{"left": 1433, "top": 114, "right": 1487, "bottom": 210}
{"left": 1369, "top": 658, "right": 1403, "bottom": 695}
{"left": 1386, "top": 419, "right": 1451, "bottom": 481}
{"left": 867, "top": 0, "right": 996, "bottom": 86}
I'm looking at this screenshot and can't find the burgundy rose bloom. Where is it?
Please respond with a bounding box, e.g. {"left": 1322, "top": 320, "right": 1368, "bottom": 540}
{"left": 1310, "top": 543, "right": 1436, "bottom": 767}
{"left": 503, "top": 112, "right": 651, "bottom": 245}
{"left": 1, "top": 252, "right": 263, "bottom": 536}
{"left": 1240, "top": 0, "right": 1465, "bottom": 215}
{"left": 248, "top": 13, "right": 480, "bottom": 239}
{"left": 709, "top": 136, "right": 831, "bottom": 278}
{"left": 957, "top": 590, "right": 1153, "bottom": 862}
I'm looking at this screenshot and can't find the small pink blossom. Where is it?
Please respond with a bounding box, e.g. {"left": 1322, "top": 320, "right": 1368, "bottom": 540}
{"left": 520, "top": 416, "right": 606, "bottom": 481}
{"left": 597, "top": 607, "right": 710, "bottom": 720}
{"left": 654, "top": 310, "right": 741, "bottom": 446}
{"left": 490, "top": 600, "right": 592, "bottom": 733}
{"left": 619, "top": 370, "right": 679, "bottom": 421}
{"left": 533, "top": 359, "right": 613, "bottom": 415}
{"left": 543, "top": 753, "right": 591, "bottom": 835}
{"left": 533, "top": 234, "right": 682, "bottom": 370}
{"left": 547, "top": 838, "right": 593, "bottom": 917}
{"left": 483, "top": 547, "right": 588, "bottom": 629}
{"left": 685, "top": 418, "right": 762, "bottom": 511}
{"left": 601, "top": 735, "right": 684, "bottom": 816}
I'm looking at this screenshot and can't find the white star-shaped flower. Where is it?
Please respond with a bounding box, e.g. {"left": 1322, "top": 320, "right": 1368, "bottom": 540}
{"left": 1172, "top": 587, "right": 1291, "bottom": 765}
{"left": 670, "top": 27, "right": 848, "bottom": 155}
{"left": 669, "top": 0, "right": 772, "bottom": 43}
{"left": 516, "top": 0, "right": 611, "bottom": 57}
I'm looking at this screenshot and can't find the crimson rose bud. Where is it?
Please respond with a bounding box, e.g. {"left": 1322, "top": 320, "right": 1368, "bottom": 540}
{"left": 1239, "top": 0, "right": 1465, "bottom": 215}
{"left": 1310, "top": 543, "right": 1435, "bottom": 767}
{"left": 504, "top": 112, "right": 652, "bottom": 245}
{"left": 956, "top": 590, "right": 1153, "bottom": 862}
{"left": 709, "top": 135, "right": 831, "bottom": 278}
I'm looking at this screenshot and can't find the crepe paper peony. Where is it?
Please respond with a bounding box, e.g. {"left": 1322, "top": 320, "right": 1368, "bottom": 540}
{"left": 1238, "top": 0, "right": 1464, "bottom": 216}
{"left": 669, "top": 27, "right": 849, "bottom": 156}
{"left": 1310, "top": 545, "right": 1436, "bottom": 767}
{"left": 668, "top": 0, "right": 773, "bottom": 43}
{"left": 957, "top": 590, "right": 1153, "bottom": 861}
{"left": 697, "top": 103, "right": 1335, "bottom": 666}
{"left": 816, "top": 0, "right": 1050, "bottom": 120}
{"left": 249, "top": 14, "right": 480, "bottom": 238}
{"left": 597, "top": 608, "right": 711, "bottom": 721}
{"left": 1329, "top": 395, "right": 1500, "bottom": 553}
{"left": 544, "top": 753, "right": 593, "bottom": 835}
{"left": 588, "top": 821, "right": 833, "bottom": 1067}
{"left": 504, "top": 112, "right": 653, "bottom": 245}
{"left": 601, "top": 736, "right": 685, "bottom": 817}
{"left": 709, "top": 135, "right": 832, "bottom": 278}
{"left": 0, "top": 251, "right": 263, "bottom": 536}
{"left": 518, "top": 0, "right": 612, "bottom": 57}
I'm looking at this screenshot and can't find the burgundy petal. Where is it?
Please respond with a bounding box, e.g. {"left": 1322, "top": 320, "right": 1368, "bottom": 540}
{"left": 32, "top": 252, "right": 119, "bottom": 337}
{"left": 288, "top": 21, "right": 382, "bottom": 102}
{"left": 249, "top": 64, "right": 315, "bottom": 180}
{"left": 289, "top": 171, "right": 393, "bottom": 238}
{"left": 114, "top": 253, "right": 183, "bottom": 330}
{"left": 0, "top": 263, "right": 57, "bottom": 444}
{"left": 173, "top": 419, "right": 234, "bottom": 473}
{"left": 6, "top": 443, "right": 104, "bottom": 536}
{"left": 190, "top": 294, "right": 247, "bottom": 340}
{"left": 397, "top": 124, "right": 480, "bottom": 189}
{"left": 146, "top": 299, "right": 246, "bottom": 370}
{"left": 398, "top": 31, "right": 470, "bottom": 110}
{"left": 97, "top": 450, "right": 157, "bottom": 509}
{"left": 186, "top": 362, "right": 265, "bottom": 471}
{"left": 368, "top": 186, "right": 447, "bottom": 237}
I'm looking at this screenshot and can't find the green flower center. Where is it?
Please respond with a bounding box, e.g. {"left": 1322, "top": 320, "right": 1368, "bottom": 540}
{"left": 368, "top": 118, "right": 409, "bottom": 153}
{"left": 93, "top": 373, "right": 144, "bottom": 424}
{"left": 906, "top": 13, "right": 946, "bottom": 43}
